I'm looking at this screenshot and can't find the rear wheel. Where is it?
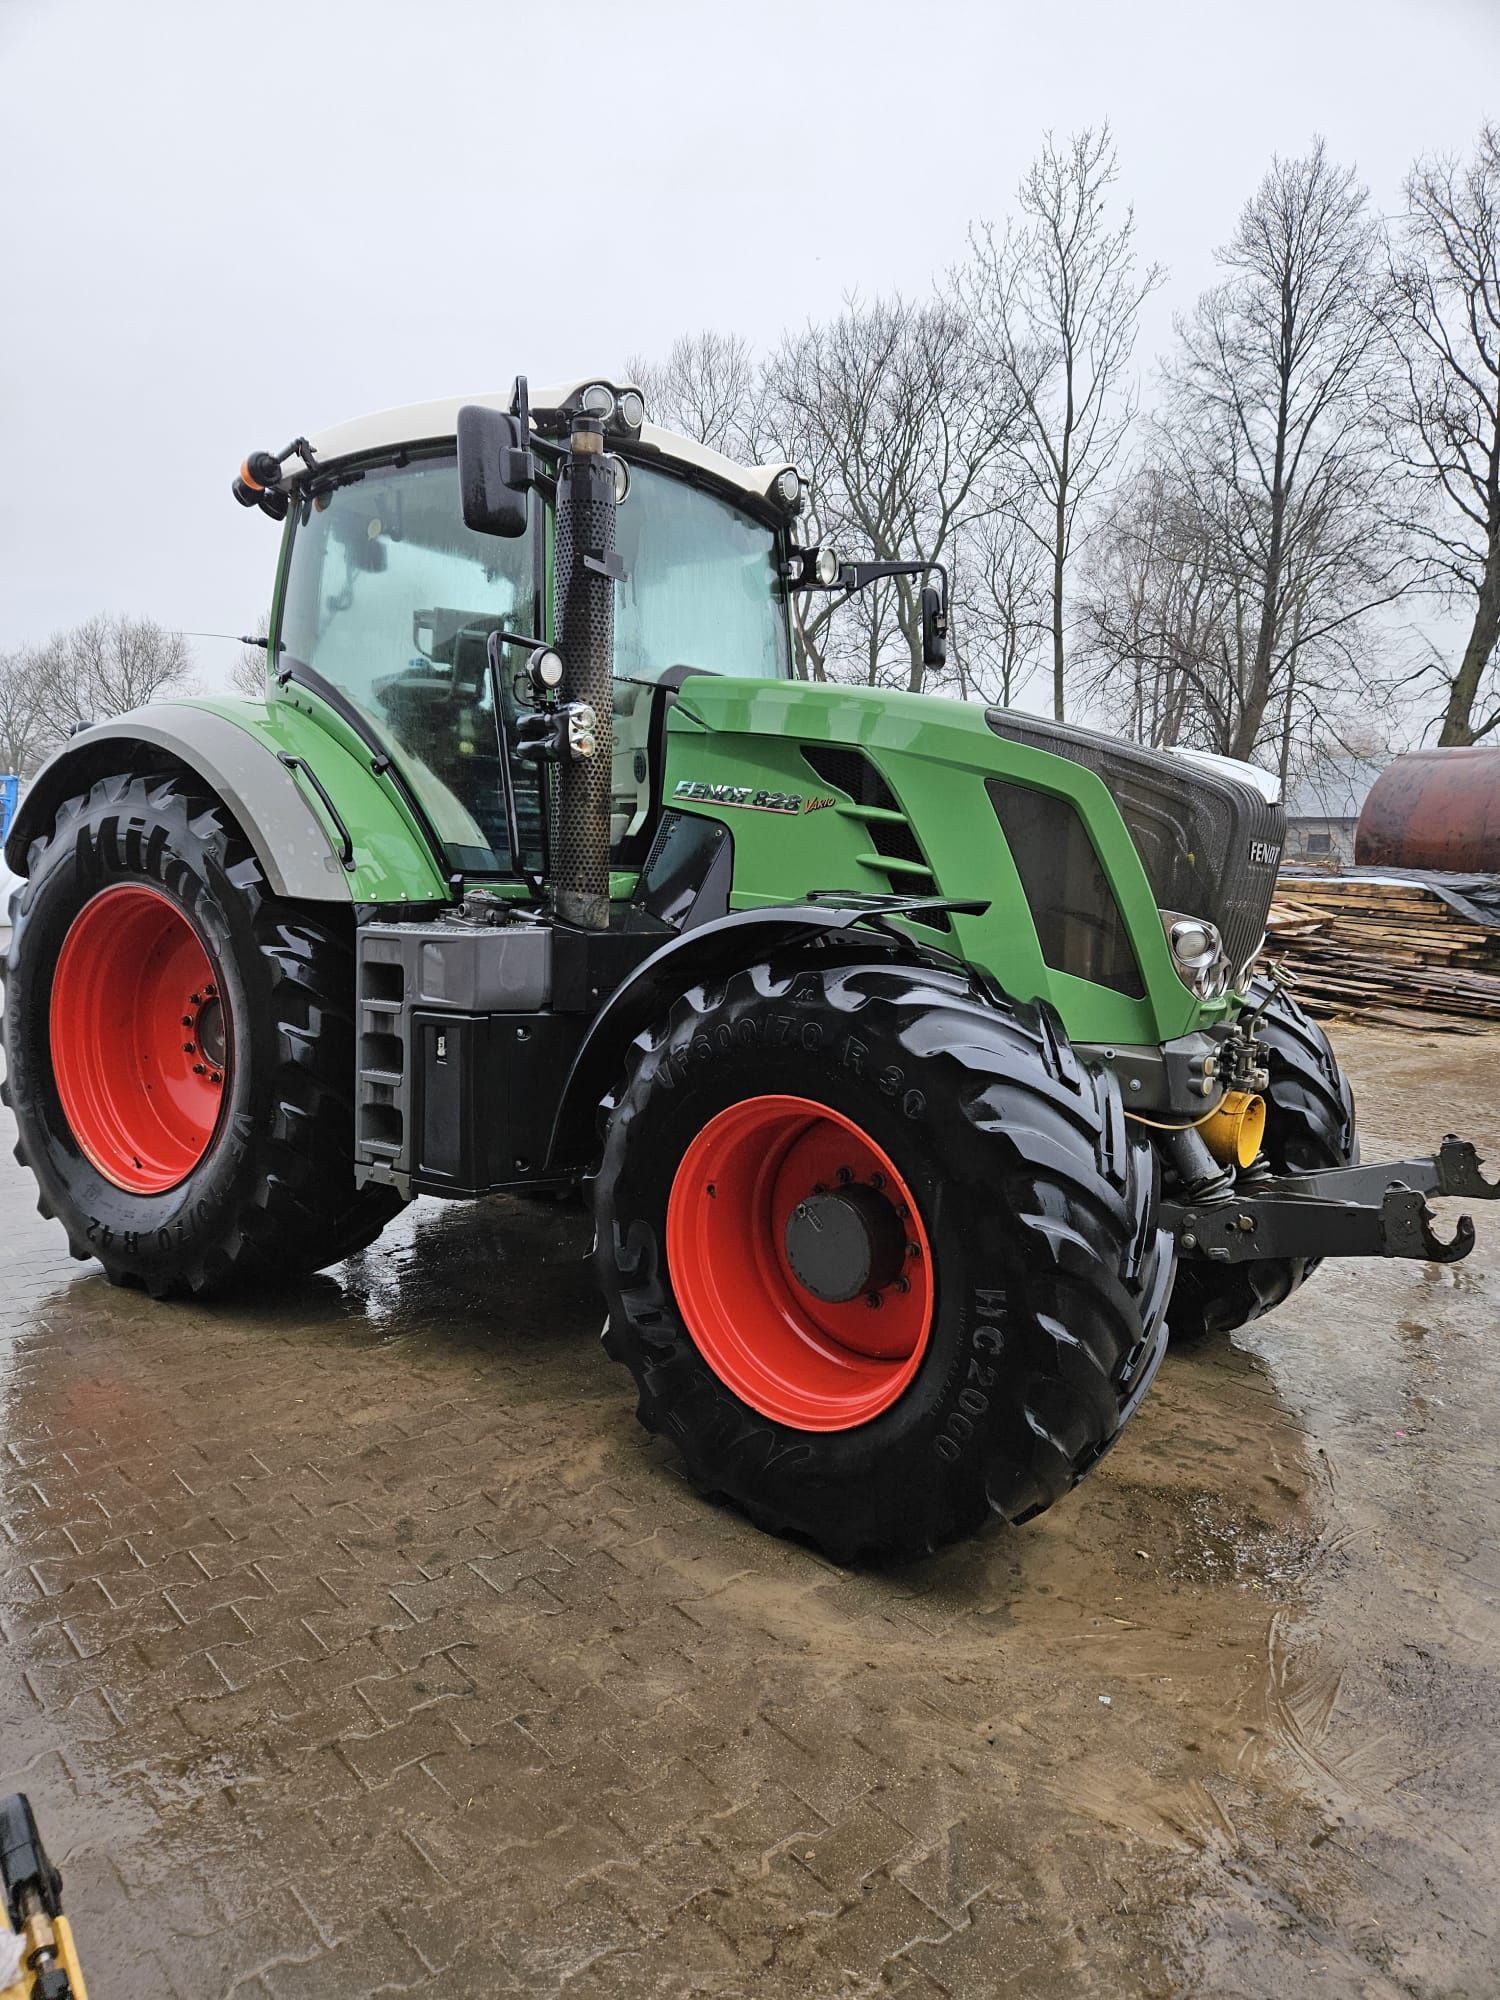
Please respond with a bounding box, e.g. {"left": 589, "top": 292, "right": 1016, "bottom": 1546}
{"left": 593, "top": 960, "right": 1175, "bottom": 1561}
{"left": 1166, "top": 980, "right": 1358, "bottom": 1343}
{"left": 2, "top": 770, "right": 405, "bottom": 1295}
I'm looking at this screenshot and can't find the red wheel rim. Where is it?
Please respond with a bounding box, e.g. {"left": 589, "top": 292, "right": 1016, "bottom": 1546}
{"left": 50, "top": 884, "right": 230, "bottom": 1194}
{"left": 666, "top": 1094, "right": 934, "bottom": 1431}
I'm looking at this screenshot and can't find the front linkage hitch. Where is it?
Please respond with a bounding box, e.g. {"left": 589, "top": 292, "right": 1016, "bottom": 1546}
{"left": 1162, "top": 1136, "right": 1500, "bottom": 1267}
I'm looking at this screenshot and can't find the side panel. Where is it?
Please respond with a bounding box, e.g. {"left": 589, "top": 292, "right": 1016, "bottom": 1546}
{"left": 660, "top": 679, "right": 1213, "bottom": 1046}
{"left": 6, "top": 699, "right": 450, "bottom": 907}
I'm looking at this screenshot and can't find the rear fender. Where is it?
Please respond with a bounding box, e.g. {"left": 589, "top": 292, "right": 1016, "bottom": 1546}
{"left": 5, "top": 701, "right": 450, "bottom": 906}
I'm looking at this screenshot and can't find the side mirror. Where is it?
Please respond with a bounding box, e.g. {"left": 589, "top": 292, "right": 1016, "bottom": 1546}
{"left": 457, "top": 404, "right": 532, "bottom": 538}
{"left": 921, "top": 582, "right": 948, "bottom": 670}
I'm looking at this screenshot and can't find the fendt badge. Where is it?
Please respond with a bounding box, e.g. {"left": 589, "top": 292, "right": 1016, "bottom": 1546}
{"left": 674, "top": 780, "right": 803, "bottom": 814}
{"left": 1248, "top": 838, "right": 1280, "bottom": 866}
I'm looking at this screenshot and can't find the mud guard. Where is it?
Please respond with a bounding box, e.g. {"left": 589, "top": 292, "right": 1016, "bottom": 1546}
{"left": 5, "top": 703, "right": 448, "bottom": 906}
{"left": 545, "top": 898, "right": 963, "bottom": 1175}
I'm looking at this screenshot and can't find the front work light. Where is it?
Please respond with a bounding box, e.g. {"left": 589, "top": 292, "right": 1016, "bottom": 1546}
{"left": 1163, "top": 913, "right": 1228, "bottom": 999}
{"left": 530, "top": 648, "right": 564, "bottom": 691}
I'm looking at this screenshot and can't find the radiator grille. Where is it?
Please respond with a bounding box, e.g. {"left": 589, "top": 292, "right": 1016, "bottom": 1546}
{"left": 985, "top": 711, "right": 1284, "bottom": 981}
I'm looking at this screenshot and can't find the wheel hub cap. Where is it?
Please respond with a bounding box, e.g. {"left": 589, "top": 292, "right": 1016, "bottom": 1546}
{"left": 784, "top": 1184, "right": 908, "bottom": 1303}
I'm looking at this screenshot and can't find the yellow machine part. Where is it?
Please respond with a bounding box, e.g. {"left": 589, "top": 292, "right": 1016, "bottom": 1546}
{"left": 1200, "top": 1089, "right": 1267, "bottom": 1170}
{"left": 0, "top": 1914, "right": 88, "bottom": 2000}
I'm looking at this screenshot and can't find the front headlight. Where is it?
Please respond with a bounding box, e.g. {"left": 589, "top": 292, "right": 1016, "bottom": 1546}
{"left": 1162, "top": 912, "right": 1229, "bottom": 999}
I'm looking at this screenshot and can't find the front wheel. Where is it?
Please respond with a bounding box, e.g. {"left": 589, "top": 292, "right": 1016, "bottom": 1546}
{"left": 2, "top": 770, "right": 405, "bottom": 1296}
{"left": 593, "top": 960, "right": 1175, "bottom": 1561}
{"left": 1166, "top": 980, "right": 1358, "bottom": 1343}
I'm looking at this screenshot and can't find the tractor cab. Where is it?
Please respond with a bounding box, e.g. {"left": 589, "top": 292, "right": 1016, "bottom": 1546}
{"left": 270, "top": 380, "right": 797, "bottom": 884}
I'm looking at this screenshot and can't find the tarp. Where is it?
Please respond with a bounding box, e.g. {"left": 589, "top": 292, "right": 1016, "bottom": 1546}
{"left": 0, "top": 778, "right": 23, "bottom": 933}
{"left": 1281, "top": 864, "right": 1500, "bottom": 929}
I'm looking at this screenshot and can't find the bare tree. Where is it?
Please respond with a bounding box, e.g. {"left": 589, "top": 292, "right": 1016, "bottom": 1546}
{"left": 1078, "top": 462, "right": 1222, "bottom": 745}
{"left": 764, "top": 292, "right": 1019, "bottom": 693}
{"left": 1385, "top": 123, "right": 1500, "bottom": 744}
{"left": 32, "top": 615, "right": 193, "bottom": 736}
{"left": 951, "top": 506, "right": 1048, "bottom": 707}
{"left": 230, "top": 611, "right": 271, "bottom": 698}
{"left": 1162, "top": 140, "right": 1402, "bottom": 763}
{"left": 960, "top": 126, "right": 1163, "bottom": 721}
{"left": 626, "top": 332, "right": 760, "bottom": 458}
{"left": 0, "top": 650, "right": 50, "bottom": 776}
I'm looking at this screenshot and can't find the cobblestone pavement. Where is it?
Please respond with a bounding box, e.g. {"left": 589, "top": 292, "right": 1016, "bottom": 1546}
{"left": 2, "top": 1027, "right": 1498, "bottom": 1998}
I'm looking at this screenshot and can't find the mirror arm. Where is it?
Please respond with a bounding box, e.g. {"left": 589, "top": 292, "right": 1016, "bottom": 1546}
{"left": 791, "top": 556, "right": 948, "bottom": 602}
{"left": 492, "top": 628, "right": 550, "bottom": 656}
{"left": 836, "top": 557, "right": 948, "bottom": 599}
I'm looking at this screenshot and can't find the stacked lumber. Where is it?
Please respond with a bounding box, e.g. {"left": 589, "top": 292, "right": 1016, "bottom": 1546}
{"left": 1264, "top": 874, "right": 1500, "bottom": 1030}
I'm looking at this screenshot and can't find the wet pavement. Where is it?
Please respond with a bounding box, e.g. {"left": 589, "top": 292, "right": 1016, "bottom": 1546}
{"left": 1, "top": 1025, "right": 1497, "bottom": 1998}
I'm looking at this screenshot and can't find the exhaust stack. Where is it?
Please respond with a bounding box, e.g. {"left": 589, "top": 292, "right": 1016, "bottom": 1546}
{"left": 552, "top": 414, "right": 616, "bottom": 930}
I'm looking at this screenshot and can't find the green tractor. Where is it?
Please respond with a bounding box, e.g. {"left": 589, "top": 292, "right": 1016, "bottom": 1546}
{"left": 4, "top": 377, "right": 1496, "bottom": 1559}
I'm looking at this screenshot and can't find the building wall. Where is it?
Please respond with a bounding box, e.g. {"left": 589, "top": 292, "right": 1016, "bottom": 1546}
{"left": 1286, "top": 816, "right": 1359, "bottom": 868}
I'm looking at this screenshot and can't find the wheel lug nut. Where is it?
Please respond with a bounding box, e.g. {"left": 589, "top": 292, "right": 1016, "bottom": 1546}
{"left": 210, "top": 1072, "right": 222, "bottom": 1086}
{"left": 838, "top": 1166, "right": 854, "bottom": 1185}
{"left": 894, "top": 1276, "right": 911, "bottom": 1293}
{"left": 181, "top": 1016, "right": 193, "bottom": 1028}
{"left": 865, "top": 1291, "right": 884, "bottom": 1308}
{"left": 907, "top": 1241, "right": 920, "bottom": 1259}
{"left": 870, "top": 1171, "right": 885, "bottom": 1190}
{"left": 192, "top": 1063, "right": 206, "bottom": 1075}
{"left": 183, "top": 1042, "right": 195, "bottom": 1054}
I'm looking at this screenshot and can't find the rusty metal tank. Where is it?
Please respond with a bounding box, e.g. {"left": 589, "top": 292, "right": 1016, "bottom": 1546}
{"left": 1355, "top": 748, "right": 1500, "bottom": 873}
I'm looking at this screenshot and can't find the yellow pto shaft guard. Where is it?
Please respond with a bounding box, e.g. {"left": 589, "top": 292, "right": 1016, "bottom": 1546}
{"left": 1200, "top": 1089, "right": 1267, "bottom": 1170}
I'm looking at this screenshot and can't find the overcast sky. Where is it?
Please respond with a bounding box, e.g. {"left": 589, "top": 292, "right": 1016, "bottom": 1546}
{"left": 3, "top": 0, "right": 1497, "bottom": 690}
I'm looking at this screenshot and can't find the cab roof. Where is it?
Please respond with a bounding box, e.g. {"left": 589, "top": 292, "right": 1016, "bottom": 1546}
{"left": 301, "top": 379, "right": 797, "bottom": 511}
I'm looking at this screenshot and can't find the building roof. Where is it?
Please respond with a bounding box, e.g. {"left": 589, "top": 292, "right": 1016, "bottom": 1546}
{"left": 301, "top": 380, "right": 796, "bottom": 509}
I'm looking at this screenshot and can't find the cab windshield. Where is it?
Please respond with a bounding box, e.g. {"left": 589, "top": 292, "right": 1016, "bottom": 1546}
{"left": 276, "top": 453, "right": 789, "bottom": 875}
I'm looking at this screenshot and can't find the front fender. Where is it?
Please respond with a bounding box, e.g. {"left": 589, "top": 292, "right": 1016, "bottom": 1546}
{"left": 546, "top": 901, "right": 937, "bottom": 1173}
{"left": 6, "top": 700, "right": 450, "bottom": 906}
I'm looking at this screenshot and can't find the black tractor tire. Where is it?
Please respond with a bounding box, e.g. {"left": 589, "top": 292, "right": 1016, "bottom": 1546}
{"left": 593, "top": 959, "right": 1175, "bottom": 1562}
{"left": 1, "top": 769, "right": 405, "bottom": 1296}
{"left": 1166, "top": 980, "right": 1358, "bottom": 1344}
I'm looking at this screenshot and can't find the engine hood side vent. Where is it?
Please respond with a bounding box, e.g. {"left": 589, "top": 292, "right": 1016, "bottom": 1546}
{"left": 800, "top": 745, "right": 950, "bottom": 931}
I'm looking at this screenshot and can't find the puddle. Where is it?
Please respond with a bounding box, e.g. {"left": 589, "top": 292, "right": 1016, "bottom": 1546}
{"left": 0, "top": 1025, "right": 1496, "bottom": 1995}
